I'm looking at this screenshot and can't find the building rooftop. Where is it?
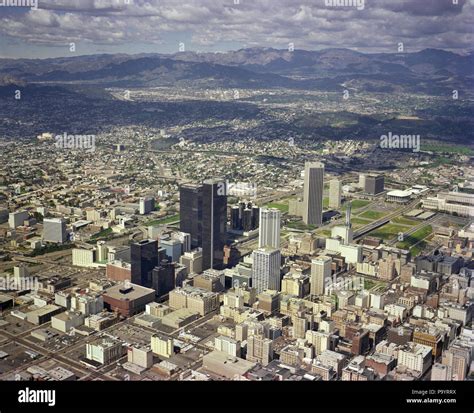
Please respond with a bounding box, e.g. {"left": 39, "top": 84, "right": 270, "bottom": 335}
{"left": 104, "top": 282, "right": 155, "bottom": 301}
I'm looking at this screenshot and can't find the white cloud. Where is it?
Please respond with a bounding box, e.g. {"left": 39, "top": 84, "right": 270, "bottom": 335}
{"left": 0, "top": 0, "right": 472, "bottom": 53}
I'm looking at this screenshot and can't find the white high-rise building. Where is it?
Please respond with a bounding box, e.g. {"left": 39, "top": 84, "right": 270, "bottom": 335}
{"left": 398, "top": 343, "right": 432, "bottom": 375}
{"left": 311, "top": 256, "right": 332, "bottom": 296}
{"left": 139, "top": 197, "right": 154, "bottom": 215}
{"left": 252, "top": 247, "right": 281, "bottom": 294}
{"left": 96, "top": 241, "right": 108, "bottom": 262}
{"left": 258, "top": 207, "right": 281, "bottom": 249}
{"left": 43, "top": 218, "right": 67, "bottom": 244}
{"left": 214, "top": 335, "right": 241, "bottom": 357}
{"left": 9, "top": 210, "right": 29, "bottom": 229}
{"left": 329, "top": 179, "right": 342, "bottom": 209}
{"left": 302, "top": 162, "right": 324, "bottom": 226}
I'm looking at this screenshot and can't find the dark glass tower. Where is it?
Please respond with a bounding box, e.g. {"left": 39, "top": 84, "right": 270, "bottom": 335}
{"left": 130, "top": 239, "right": 158, "bottom": 287}
{"left": 202, "top": 179, "right": 227, "bottom": 271}
{"left": 252, "top": 205, "right": 260, "bottom": 229}
{"left": 152, "top": 260, "right": 176, "bottom": 299}
{"left": 179, "top": 184, "right": 203, "bottom": 249}
{"left": 179, "top": 179, "right": 227, "bottom": 271}
{"left": 242, "top": 208, "right": 253, "bottom": 231}
{"left": 231, "top": 206, "right": 241, "bottom": 230}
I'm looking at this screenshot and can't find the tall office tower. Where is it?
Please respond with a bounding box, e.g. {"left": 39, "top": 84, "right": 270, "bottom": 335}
{"left": 247, "top": 334, "right": 274, "bottom": 366}
{"left": 239, "top": 201, "right": 246, "bottom": 225}
{"left": 231, "top": 206, "right": 241, "bottom": 230}
{"left": 43, "top": 218, "right": 67, "bottom": 244}
{"left": 0, "top": 208, "right": 9, "bottom": 224}
{"left": 442, "top": 344, "right": 471, "bottom": 381}
{"left": 311, "top": 256, "right": 332, "bottom": 296}
{"left": 96, "top": 241, "right": 108, "bottom": 262}
{"left": 180, "top": 184, "right": 203, "bottom": 249}
{"left": 252, "top": 247, "right": 281, "bottom": 294}
{"left": 179, "top": 179, "right": 227, "bottom": 270}
{"left": 8, "top": 210, "right": 29, "bottom": 229}
{"left": 358, "top": 174, "right": 367, "bottom": 189}
{"left": 175, "top": 232, "right": 191, "bottom": 253}
{"left": 365, "top": 174, "right": 385, "bottom": 195}
{"left": 131, "top": 239, "right": 158, "bottom": 287}
{"left": 152, "top": 260, "right": 176, "bottom": 299}
{"left": 258, "top": 208, "right": 281, "bottom": 249}
{"left": 202, "top": 179, "right": 228, "bottom": 271}
{"left": 241, "top": 208, "right": 252, "bottom": 231}
{"left": 252, "top": 205, "right": 260, "bottom": 228}
{"left": 160, "top": 237, "right": 182, "bottom": 262}
{"left": 329, "top": 179, "right": 342, "bottom": 209}
{"left": 139, "top": 197, "right": 155, "bottom": 215}
{"left": 302, "top": 162, "right": 324, "bottom": 226}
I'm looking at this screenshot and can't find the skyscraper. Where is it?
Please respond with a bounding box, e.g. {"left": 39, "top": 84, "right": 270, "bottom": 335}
{"left": 329, "top": 179, "right": 342, "bottom": 209}
{"left": 179, "top": 179, "right": 227, "bottom": 271}
{"left": 139, "top": 197, "right": 155, "bottom": 215}
{"left": 231, "top": 206, "right": 240, "bottom": 230}
{"left": 252, "top": 205, "right": 260, "bottom": 228}
{"left": 43, "top": 218, "right": 67, "bottom": 244}
{"left": 152, "top": 260, "right": 176, "bottom": 299}
{"left": 202, "top": 179, "right": 228, "bottom": 270}
{"left": 365, "top": 174, "right": 385, "bottom": 195}
{"left": 242, "top": 208, "right": 253, "bottom": 231}
{"left": 311, "top": 256, "right": 332, "bottom": 296}
{"left": 252, "top": 247, "right": 281, "bottom": 293}
{"left": 302, "top": 162, "right": 324, "bottom": 226}
{"left": 9, "top": 210, "right": 29, "bottom": 229}
{"left": 131, "top": 239, "right": 158, "bottom": 287}
{"left": 179, "top": 184, "right": 203, "bottom": 249}
{"left": 258, "top": 207, "right": 281, "bottom": 249}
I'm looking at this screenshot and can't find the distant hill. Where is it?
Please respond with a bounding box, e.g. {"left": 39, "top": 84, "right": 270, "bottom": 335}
{"left": 0, "top": 48, "right": 472, "bottom": 95}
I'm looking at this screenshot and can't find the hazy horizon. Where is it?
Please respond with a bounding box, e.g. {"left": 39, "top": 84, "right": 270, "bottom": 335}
{"left": 0, "top": 0, "right": 472, "bottom": 59}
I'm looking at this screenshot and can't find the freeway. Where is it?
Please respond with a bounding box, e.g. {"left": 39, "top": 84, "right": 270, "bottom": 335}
{"left": 353, "top": 198, "right": 422, "bottom": 239}
{"left": 386, "top": 214, "right": 439, "bottom": 246}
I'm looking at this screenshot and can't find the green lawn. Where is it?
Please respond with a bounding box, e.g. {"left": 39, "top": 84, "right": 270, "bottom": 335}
{"left": 351, "top": 217, "right": 373, "bottom": 229}
{"left": 90, "top": 227, "right": 113, "bottom": 240}
{"left": 364, "top": 278, "right": 377, "bottom": 290}
{"left": 286, "top": 221, "right": 317, "bottom": 231}
{"left": 265, "top": 203, "right": 289, "bottom": 213}
{"left": 369, "top": 223, "right": 408, "bottom": 240}
{"left": 146, "top": 214, "right": 180, "bottom": 226}
{"left": 359, "top": 210, "right": 387, "bottom": 220}
{"left": 343, "top": 200, "right": 370, "bottom": 210}
{"left": 421, "top": 143, "right": 474, "bottom": 156}
{"left": 351, "top": 217, "right": 373, "bottom": 225}
{"left": 396, "top": 225, "right": 433, "bottom": 250}
{"left": 31, "top": 243, "right": 75, "bottom": 257}
{"left": 392, "top": 216, "right": 420, "bottom": 226}
{"left": 323, "top": 197, "right": 329, "bottom": 208}
{"left": 409, "top": 243, "right": 426, "bottom": 257}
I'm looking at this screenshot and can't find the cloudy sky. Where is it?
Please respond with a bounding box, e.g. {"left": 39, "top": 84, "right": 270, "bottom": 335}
{"left": 0, "top": 0, "right": 472, "bottom": 58}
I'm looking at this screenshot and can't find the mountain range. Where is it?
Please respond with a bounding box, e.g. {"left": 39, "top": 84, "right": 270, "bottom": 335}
{"left": 1, "top": 48, "right": 472, "bottom": 95}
